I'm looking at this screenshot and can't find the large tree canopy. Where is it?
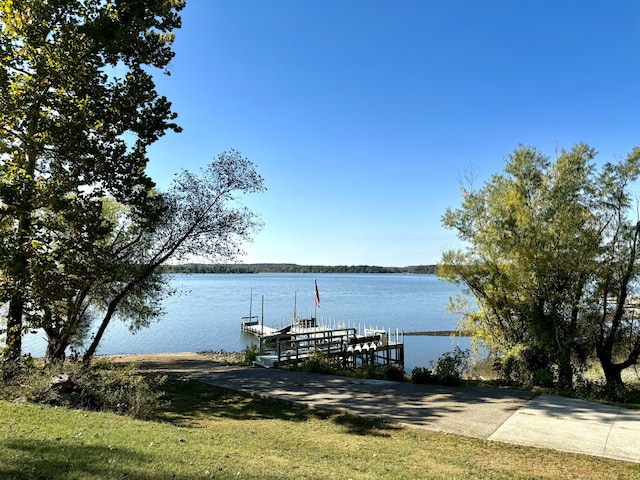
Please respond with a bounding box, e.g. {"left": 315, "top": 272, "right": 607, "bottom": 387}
{"left": 440, "top": 143, "right": 640, "bottom": 390}
{"left": 21, "top": 148, "right": 264, "bottom": 366}
{"left": 0, "top": 0, "right": 184, "bottom": 370}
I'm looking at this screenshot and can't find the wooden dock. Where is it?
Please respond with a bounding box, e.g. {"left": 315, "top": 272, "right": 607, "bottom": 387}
{"left": 242, "top": 316, "right": 404, "bottom": 370}
{"left": 241, "top": 320, "right": 280, "bottom": 337}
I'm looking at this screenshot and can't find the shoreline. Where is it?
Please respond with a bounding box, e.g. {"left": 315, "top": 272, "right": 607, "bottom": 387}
{"left": 404, "top": 330, "right": 469, "bottom": 336}
{"left": 102, "top": 351, "right": 244, "bottom": 365}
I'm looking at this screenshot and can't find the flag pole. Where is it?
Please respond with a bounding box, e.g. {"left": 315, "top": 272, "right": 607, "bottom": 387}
{"left": 314, "top": 279, "right": 320, "bottom": 321}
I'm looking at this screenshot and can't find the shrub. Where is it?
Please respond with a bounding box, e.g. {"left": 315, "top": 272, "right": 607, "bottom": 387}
{"left": 298, "top": 351, "right": 337, "bottom": 374}
{"left": 1, "top": 360, "right": 166, "bottom": 420}
{"left": 378, "top": 364, "right": 406, "bottom": 382}
{"left": 0, "top": 354, "right": 39, "bottom": 398}
{"left": 411, "top": 366, "right": 435, "bottom": 384}
{"left": 353, "top": 364, "right": 406, "bottom": 382}
{"left": 411, "top": 347, "right": 471, "bottom": 386}
{"left": 494, "top": 344, "right": 554, "bottom": 388}
{"left": 242, "top": 343, "right": 260, "bottom": 365}
{"left": 434, "top": 346, "right": 470, "bottom": 386}
{"left": 78, "top": 363, "right": 167, "bottom": 420}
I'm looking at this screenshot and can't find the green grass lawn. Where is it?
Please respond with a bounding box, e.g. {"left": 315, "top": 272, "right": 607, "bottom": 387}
{"left": 1, "top": 377, "right": 639, "bottom": 480}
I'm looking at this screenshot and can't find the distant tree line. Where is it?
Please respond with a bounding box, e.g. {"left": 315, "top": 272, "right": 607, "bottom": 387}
{"left": 159, "top": 263, "right": 438, "bottom": 274}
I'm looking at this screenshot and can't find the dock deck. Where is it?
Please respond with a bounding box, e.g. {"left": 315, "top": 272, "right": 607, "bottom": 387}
{"left": 241, "top": 321, "right": 280, "bottom": 337}
{"left": 242, "top": 317, "right": 404, "bottom": 370}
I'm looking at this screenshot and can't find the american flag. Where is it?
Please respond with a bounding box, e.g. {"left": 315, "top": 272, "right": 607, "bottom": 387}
{"left": 314, "top": 280, "right": 320, "bottom": 307}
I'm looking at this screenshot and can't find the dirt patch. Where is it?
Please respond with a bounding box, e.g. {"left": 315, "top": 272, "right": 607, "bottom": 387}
{"left": 98, "top": 351, "right": 244, "bottom": 371}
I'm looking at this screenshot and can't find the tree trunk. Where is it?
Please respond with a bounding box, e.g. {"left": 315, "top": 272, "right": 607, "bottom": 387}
{"left": 5, "top": 297, "right": 23, "bottom": 359}
{"left": 44, "top": 330, "right": 70, "bottom": 365}
{"left": 601, "top": 360, "right": 624, "bottom": 387}
{"left": 597, "top": 340, "right": 640, "bottom": 388}
{"left": 82, "top": 305, "right": 117, "bottom": 366}
{"left": 2, "top": 297, "right": 24, "bottom": 379}
{"left": 3, "top": 122, "right": 38, "bottom": 376}
{"left": 3, "top": 214, "right": 31, "bottom": 371}
{"left": 43, "top": 298, "right": 89, "bottom": 365}
{"left": 557, "top": 355, "right": 574, "bottom": 391}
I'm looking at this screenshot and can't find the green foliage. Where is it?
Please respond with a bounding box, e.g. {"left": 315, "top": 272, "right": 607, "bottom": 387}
{"left": 0, "top": 0, "right": 185, "bottom": 367}
{"left": 297, "top": 351, "right": 338, "bottom": 375}
{"left": 0, "top": 353, "right": 36, "bottom": 383}
{"left": 434, "top": 347, "right": 470, "bottom": 386}
{"left": 83, "top": 150, "right": 265, "bottom": 365}
{"left": 77, "top": 362, "right": 167, "bottom": 420}
{"left": 597, "top": 384, "right": 640, "bottom": 406}
{"left": 410, "top": 367, "right": 435, "bottom": 384}
{"left": 1, "top": 360, "right": 166, "bottom": 420}
{"left": 440, "top": 143, "right": 640, "bottom": 390}
{"left": 349, "top": 364, "right": 406, "bottom": 382}
{"left": 291, "top": 351, "right": 406, "bottom": 381}
{"left": 494, "top": 344, "right": 555, "bottom": 388}
{"left": 411, "top": 347, "right": 471, "bottom": 386}
{"left": 242, "top": 343, "right": 260, "bottom": 365}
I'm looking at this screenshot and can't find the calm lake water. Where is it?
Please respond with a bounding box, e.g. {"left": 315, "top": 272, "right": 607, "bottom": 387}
{"left": 21, "top": 273, "right": 480, "bottom": 371}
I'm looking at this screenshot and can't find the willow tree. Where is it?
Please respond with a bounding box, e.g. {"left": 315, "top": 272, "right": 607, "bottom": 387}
{"left": 0, "top": 0, "right": 184, "bottom": 371}
{"left": 590, "top": 153, "right": 640, "bottom": 386}
{"left": 440, "top": 144, "right": 640, "bottom": 390}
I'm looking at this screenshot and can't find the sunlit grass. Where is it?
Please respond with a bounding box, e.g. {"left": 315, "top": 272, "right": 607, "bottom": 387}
{"left": 1, "top": 377, "right": 639, "bottom": 479}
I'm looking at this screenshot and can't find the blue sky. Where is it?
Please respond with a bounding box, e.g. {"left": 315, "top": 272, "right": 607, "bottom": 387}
{"left": 146, "top": 1, "right": 640, "bottom": 266}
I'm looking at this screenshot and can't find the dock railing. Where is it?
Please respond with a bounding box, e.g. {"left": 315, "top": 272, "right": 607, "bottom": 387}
{"left": 254, "top": 325, "right": 403, "bottom": 369}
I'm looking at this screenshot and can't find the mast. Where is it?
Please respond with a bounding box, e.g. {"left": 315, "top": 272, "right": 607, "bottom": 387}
{"left": 293, "top": 291, "right": 297, "bottom": 320}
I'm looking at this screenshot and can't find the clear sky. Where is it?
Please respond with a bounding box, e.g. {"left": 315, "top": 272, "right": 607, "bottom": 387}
{"left": 146, "top": 0, "right": 640, "bottom": 266}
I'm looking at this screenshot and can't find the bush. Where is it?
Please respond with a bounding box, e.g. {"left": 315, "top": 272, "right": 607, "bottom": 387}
{"left": 1, "top": 360, "right": 166, "bottom": 420}
{"left": 78, "top": 363, "right": 167, "bottom": 420}
{"left": 434, "top": 347, "right": 470, "bottom": 386}
{"left": 378, "top": 364, "right": 406, "bottom": 382}
{"left": 494, "top": 344, "right": 554, "bottom": 388}
{"left": 411, "top": 366, "right": 435, "bottom": 384}
{"left": 297, "top": 351, "right": 337, "bottom": 374}
{"left": 411, "top": 347, "right": 470, "bottom": 386}
{"left": 242, "top": 343, "right": 260, "bottom": 365}
{"left": 352, "top": 364, "right": 406, "bottom": 382}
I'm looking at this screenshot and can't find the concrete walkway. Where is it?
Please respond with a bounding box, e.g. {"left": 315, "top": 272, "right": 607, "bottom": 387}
{"left": 489, "top": 394, "right": 640, "bottom": 462}
{"left": 110, "top": 352, "right": 640, "bottom": 464}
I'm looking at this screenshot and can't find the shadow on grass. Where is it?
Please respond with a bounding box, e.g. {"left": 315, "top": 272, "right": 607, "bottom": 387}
{"left": 331, "top": 412, "right": 400, "bottom": 437}
{"left": 157, "top": 377, "right": 400, "bottom": 437}
{"left": 0, "top": 439, "right": 201, "bottom": 480}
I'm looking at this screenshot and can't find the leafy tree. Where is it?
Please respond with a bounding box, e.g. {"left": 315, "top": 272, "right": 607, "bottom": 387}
{"left": 25, "top": 194, "right": 165, "bottom": 364}
{"left": 589, "top": 154, "right": 640, "bottom": 386}
{"left": 440, "top": 143, "right": 640, "bottom": 389}
{"left": 0, "top": 0, "right": 184, "bottom": 370}
{"left": 81, "top": 150, "right": 265, "bottom": 365}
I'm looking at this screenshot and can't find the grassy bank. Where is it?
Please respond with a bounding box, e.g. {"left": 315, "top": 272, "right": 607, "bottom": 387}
{"left": 1, "top": 377, "right": 638, "bottom": 479}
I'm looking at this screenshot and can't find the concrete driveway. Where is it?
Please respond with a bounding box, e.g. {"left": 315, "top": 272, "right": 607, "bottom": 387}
{"left": 107, "top": 352, "right": 640, "bottom": 464}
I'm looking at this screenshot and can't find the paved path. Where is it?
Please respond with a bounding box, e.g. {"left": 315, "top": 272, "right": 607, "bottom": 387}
{"left": 109, "top": 352, "right": 640, "bottom": 464}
